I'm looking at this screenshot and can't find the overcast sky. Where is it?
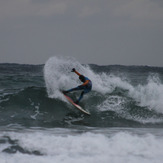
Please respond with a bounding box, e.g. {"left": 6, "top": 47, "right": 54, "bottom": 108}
{"left": 0, "top": 0, "right": 163, "bottom": 66}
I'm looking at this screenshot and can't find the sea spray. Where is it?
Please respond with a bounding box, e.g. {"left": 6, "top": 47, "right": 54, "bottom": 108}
{"left": 44, "top": 56, "right": 87, "bottom": 99}
{"left": 44, "top": 56, "right": 116, "bottom": 99}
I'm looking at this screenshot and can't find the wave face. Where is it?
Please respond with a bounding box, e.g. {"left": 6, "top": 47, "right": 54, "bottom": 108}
{"left": 1, "top": 57, "right": 163, "bottom": 128}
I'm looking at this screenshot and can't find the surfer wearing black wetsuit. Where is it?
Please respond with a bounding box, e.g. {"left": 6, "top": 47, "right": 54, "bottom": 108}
{"left": 63, "top": 68, "right": 92, "bottom": 104}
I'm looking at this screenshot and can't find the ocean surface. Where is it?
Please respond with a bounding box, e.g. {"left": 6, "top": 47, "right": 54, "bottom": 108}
{"left": 0, "top": 56, "right": 163, "bottom": 163}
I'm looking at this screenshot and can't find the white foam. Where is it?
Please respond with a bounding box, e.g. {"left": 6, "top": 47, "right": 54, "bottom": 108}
{"left": 129, "top": 75, "right": 163, "bottom": 113}
{"left": 97, "top": 95, "right": 126, "bottom": 112}
{"left": 97, "top": 72, "right": 163, "bottom": 114}
{"left": 0, "top": 129, "right": 163, "bottom": 163}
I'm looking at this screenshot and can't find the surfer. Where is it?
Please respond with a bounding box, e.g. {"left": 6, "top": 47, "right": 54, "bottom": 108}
{"left": 62, "top": 68, "right": 92, "bottom": 104}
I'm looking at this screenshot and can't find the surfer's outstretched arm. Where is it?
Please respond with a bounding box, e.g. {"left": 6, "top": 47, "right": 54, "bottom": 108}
{"left": 71, "top": 68, "right": 81, "bottom": 76}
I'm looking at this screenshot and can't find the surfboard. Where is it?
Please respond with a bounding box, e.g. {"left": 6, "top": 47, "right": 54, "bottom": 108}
{"left": 63, "top": 93, "right": 90, "bottom": 115}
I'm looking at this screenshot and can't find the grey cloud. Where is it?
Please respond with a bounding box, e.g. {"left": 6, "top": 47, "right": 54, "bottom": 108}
{"left": 0, "top": 0, "right": 163, "bottom": 66}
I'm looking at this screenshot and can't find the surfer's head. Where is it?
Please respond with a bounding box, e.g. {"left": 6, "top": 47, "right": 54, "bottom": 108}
{"left": 79, "top": 75, "right": 85, "bottom": 82}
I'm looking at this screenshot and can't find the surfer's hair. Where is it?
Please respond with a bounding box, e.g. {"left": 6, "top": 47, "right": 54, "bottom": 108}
{"left": 79, "top": 75, "right": 85, "bottom": 82}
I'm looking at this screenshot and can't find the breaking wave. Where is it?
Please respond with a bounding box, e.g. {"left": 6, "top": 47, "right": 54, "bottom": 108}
{"left": 1, "top": 57, "right": 163, "bottom": 128}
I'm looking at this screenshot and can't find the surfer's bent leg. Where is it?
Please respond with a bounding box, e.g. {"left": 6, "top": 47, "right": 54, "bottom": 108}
{"left": 66, "top": 86, "right": 83, "bottom": 93}
{"left": 76, "top": 91, "right": 84, "bottom": 104}
{"left": 76, "top": 87, "right": 91, "bottom": 104}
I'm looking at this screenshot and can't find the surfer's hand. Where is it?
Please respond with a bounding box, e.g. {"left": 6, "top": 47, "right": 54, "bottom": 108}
{"left": 71, "top": 68, "right": 76, "bottom": 72}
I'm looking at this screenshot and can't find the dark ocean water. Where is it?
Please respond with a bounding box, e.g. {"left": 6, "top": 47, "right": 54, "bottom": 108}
{"left": 1, "top": 56, "right": 163, "bottom": 163}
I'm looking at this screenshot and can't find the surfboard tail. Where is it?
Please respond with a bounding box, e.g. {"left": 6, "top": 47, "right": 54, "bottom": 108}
{"left": 62, "top": 93, "right": 90, "bottom": 115}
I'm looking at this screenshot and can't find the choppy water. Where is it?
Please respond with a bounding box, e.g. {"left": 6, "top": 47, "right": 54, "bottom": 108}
{"left": 1, "top": 56, "right": 163, "bottom": 162}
